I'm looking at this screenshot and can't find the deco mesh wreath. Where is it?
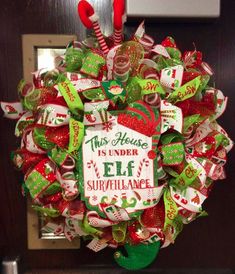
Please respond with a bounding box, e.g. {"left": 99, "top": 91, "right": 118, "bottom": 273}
{"left": 1, "top": 0, "right": 233, "bottom": 270}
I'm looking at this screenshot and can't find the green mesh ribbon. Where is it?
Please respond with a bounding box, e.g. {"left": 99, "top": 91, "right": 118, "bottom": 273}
{"left": 33, "top": 127, "right": 55, "bottom": 150}
{"left": 65, "top": 47, "right": 83, "bottom": 72}
{"left": 112, "top": 222, "right": 127, "bottom": 243}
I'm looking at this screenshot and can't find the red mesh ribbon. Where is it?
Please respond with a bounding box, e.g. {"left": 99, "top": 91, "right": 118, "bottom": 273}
{"left": 45, "top": 126, "right": 70, "bottom": 148}
{"left": 141, "top": 198, "right": 165, "bottom": 229}
{"left": 176, "top": 93, "right": 215, "bottom": 117}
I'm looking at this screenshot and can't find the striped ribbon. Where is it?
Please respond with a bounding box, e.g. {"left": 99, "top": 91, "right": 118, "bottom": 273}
{"left": 92, "top": 20, "right": 109, "bottom": 55}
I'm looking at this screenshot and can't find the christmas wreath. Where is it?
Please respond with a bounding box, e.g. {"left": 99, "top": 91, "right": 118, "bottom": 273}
{"left": 1, "top": 0, "right": 233, "bottom": 270}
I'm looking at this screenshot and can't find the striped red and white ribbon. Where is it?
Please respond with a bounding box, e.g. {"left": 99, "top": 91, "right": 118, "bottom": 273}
{"left": 89, "top": 14, "right": 109, "bottom": 55}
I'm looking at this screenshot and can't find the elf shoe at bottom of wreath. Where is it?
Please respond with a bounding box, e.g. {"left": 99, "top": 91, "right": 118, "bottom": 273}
{"left": 114, "top": 241, "right": 161, "bottom": 270}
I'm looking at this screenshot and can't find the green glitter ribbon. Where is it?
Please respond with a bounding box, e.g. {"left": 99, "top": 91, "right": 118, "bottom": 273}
{"left": 197, "top": 74, "right": 210, "bottom": 94}
{"left": 170, "top": 216, "right": 184, "bottom": 241}
{"left": 166, "top": 47, "right": 182, "bottom": 60}
{"left": 24, "top": 89, "right": 41, "bottom": 111}
{"left": 161, "top": 132, "right": 184, "bottom": 145}
{"left": 43, "top": 182, "right": 61, "bottom": 196}
{"left": 83, "top": 88, "right": 106, "bottom": 101}
{"left": 49, "top": 147, "right": 69, "bottom": 166}
{"left": 32, "top": 205, "right": 60, "bottom": 217}
{"left": 81, "top": 215, "right": 103, "bottom": 236}
{"left": 33, "top": 127, "right": 55, "bottom": 150}
{"left": 125, "top": 77, "right": 142, "bottom": 103}
{"left": 183, "top": 114, "right": 200, "bottom": 133}
{"left": 214, "top": 133, "right": 226, "bottom": 149}
{"left": 154, "top": 55, "right": 183, "bottom": 71}
{"left": 65, "top": 47, "right": 83, "bottom": 72}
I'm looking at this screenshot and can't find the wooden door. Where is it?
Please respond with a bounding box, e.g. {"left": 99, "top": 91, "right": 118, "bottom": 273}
{"left": 0, "top": 0, "right": 235, "bottom": 272}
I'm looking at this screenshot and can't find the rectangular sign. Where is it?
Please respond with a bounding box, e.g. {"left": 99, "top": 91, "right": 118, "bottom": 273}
{"left": 80, "top": 117, "right": 160, "bottom": 214}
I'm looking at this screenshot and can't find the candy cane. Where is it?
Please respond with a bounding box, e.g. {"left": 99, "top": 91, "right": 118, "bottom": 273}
{"left": 87, "top": 160, "right": 100, "bottom": 178}
{"left": 137, "top": 158, "right": 149, "bottom": 178}
{"left": 113, "top": 0, "right": 125, "bottom": 45}
{"left": 78, "top": 0, "right": 109, "bottom": 55}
